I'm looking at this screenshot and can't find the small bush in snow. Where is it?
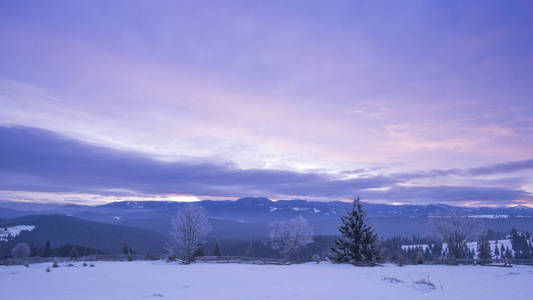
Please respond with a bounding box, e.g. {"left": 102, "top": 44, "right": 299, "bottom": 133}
{"left": 89, "top": 263, "right": 95, "bottom": 267}
{"left": 83, "top": 262, "right": 87, "bottom": 267}
{"left": 46, "top": 267, "right": 51, "bottom": 273}
{"left": 52, "top": 262, "right": 59, "bottom": 268}
{"left": 382, "top": 277, "right": 404, "bottom": 284}
{"left": 413, "top": 278, "right": 436, "bottom": 290}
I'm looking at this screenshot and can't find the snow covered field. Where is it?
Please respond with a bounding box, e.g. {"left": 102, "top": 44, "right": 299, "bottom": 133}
{"left": 1, "top": 261, "right": 532, "bottom": 300}
{"left": 0, "top": 225, "right": 35, "bottom": 242}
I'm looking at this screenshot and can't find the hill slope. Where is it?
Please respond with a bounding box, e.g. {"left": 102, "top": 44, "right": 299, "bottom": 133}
{"left": 0, "top": 214, "right": 165, "bottom": 254}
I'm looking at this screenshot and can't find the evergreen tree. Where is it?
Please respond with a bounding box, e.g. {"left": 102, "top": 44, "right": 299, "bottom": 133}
{"left": 70, "top": 246, "right": 79, "bottom": 258}
{"left": 245, "top": 241, "right": 255, "bottom": 257}
{"left": 477, "top": 234, "right": 492, "bottom": 264}
{"left": 329, "top": 197, "right": 379, "bottom": 265}
{"left": 193, "top": 243, "right": 205, "bottom": 258}
{"left": 415, "top": 250, "right": 424, "bottom": 264}
{"left": 145, "top": 249, "right": 153, "bottom": 260}
{"left": 213, "top": 241, "right": 222, "bottom": 256}
{"left": 43, "top": 240, "right": 51, "bottom": 257}
{"left": 494, "top": 244, "right": 500, "bottom": 258}
{"left": 423, "top": 247, "right": 432, "bottom": 261}
{"left": 504, "top": 246, "right": 513, "bottom": 259}
{"left": 432, "top": 242, "right": 443, "bottom": 260}
{"left": 122, "top": 243, "right": 129, "bottom": 255}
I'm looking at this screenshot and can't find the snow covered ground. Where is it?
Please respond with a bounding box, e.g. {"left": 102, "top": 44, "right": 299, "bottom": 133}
{"left": 1, "top": 261, "right": 532, "bottom": 300}
{"left": 0, "top": 225, "right": 35, "bottom": 242}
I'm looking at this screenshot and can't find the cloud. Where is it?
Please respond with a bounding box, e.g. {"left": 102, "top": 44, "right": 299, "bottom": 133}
{"left": 361, "top": 185, "right": 531, "bottom": 205}
{"left": 0, "top": 125, "right": 396, "bottom": 198}
{"left": 0, "top": 125, "right": 531, "bottom": 205}
{"left": 0, "top": 126, "right": 533, "bottom": 204}
{"left": 388, "top": 159, "right": 533, "bottom": 181}
{"left": 468, "top": 159, "right": 533, "bottom": 176}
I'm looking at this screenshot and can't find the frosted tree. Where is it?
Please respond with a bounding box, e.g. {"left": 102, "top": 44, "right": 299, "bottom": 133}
{"left": 431, "top": 209, "right": 481, "bottom": 262}
{"left": 267, "top": 216, "right": 314, "bottom": 262}
{"left": 11, "top": 242, "right": 31, "bottom": 261}
{"left": 165, "top": 204, "right": 211, "bottom": 264}
{"left": 329, "top": 197, "right": 379, "bottom": 265}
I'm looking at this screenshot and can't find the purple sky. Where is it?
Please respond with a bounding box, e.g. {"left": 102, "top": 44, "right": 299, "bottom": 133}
{"left": 1, "top": 1, "right": 533, "bottom": 206}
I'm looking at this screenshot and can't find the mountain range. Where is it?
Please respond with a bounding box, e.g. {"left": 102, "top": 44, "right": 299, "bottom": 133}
{"left": 2, "top": 198, "right": 533, "bottom": 256}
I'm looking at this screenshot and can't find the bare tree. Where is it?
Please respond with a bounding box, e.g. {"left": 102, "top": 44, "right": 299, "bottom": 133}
{"left": 431, "top": 209, "right": 481, "bottom": 262}
{"left": 11, "top": 242, "right": 31, "bottom": 262}
{"left": 267, "top": 216, "right": 314, "bottom": 262}
{"left": 165, "top": 204, "right": 210, "bottom": 264}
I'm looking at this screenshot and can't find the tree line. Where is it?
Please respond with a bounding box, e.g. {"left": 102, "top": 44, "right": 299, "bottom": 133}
{"left": 3, "top": 198, "right": 532, "bottom": 266}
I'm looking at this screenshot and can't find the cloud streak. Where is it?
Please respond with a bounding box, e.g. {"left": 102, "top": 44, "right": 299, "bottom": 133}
{"left": 0, "top": 125, "right": 531, "bottom": 205}
{"left": 0, "top": 126, "right": 396, "bottom": 198}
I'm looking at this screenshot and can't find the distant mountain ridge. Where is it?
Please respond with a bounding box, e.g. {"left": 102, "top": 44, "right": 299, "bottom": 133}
{"left": 1, "top": 198, "right": 532, "bottom": 239}
{"left": 83, "top": 197, "right": 533, "bottom": 218}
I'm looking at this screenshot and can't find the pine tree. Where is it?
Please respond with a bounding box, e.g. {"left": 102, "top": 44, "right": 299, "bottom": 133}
{"left": 477, "top": 234, "right": 492, "bottom": 264}
{"left": 328, "top": 197, "right": 379, "bottom": 265}
{"left": 415, "top": 250, "right": 424, "bottom": 264}
{"left": 122, "top": 243, "right": 129, "bottom": 255}
{"left": 70, "top": 246, "right": 79, "bottom": 258}
{"left": 43, "top": 240, "right": 51, "bottom": 257}
{"left": 193, "top": 243, "right": 205, "bottom": 258}
{"left": 145, "top": 249, "right": 153, "bottom": 260}
{"left": 213, "top": 241, "right": 222, "bottom": 256}
{"left": 494, "top": 244, "right": 500, "bottom": 258}
{"left": 505, "top": 246, "right": 513, "bottom": 259}
{"left": 245, "top": 241, "right": 255, "bottom": 257}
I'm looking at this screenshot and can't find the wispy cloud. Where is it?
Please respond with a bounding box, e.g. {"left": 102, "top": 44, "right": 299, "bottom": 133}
{"left": 0, "top": 125, "right": 531, "bottom": 205}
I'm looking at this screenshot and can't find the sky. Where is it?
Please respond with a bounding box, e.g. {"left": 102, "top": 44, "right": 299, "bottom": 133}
{"left": 1, "top": 0, "right": 533, "bottom": 206}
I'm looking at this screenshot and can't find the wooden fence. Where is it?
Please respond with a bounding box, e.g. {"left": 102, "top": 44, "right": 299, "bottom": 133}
{"left": 0, "top": 255, "right": 285, "bottom": 266}
{"left": 2, "top": 255, "right": 532, "bottom": 267}
{"left": 193, "top": 256, "right": 286, "bottom": 265}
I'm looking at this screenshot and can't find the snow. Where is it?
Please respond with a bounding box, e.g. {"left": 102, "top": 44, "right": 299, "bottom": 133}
{"left": 467, "top": 215, "right": 509, "bottom": 219}
{"left": 1, "top": 261, "right": 532, "bottom": 300}
{"left": 0, "top": 225, "right": 35, "bottom": 242}
{"left": 269, "top": 207, "right": 278, "bottom": 212}
{"left": 402, "top": 239, "right": 515, "bottom": 258}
